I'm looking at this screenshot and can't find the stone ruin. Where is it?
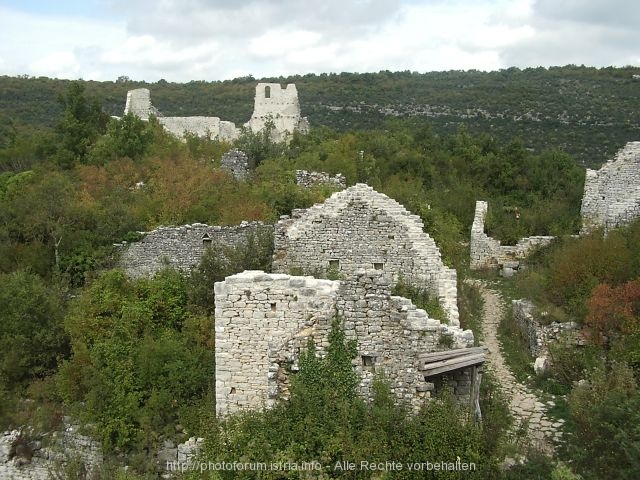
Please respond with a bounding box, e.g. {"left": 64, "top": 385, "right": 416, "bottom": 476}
{"left": 124, "top": 88, "right": 238, "bottom": 141}
{"left": 245, "top": 83, "right": 310, "bottom": 142}
{"left": 117, "top": 221, "right": 272, "bottom": 278}
{"left": 123, "top": 83, "right": 309, "bottom": 142}
{"left": 512, "top": 299, "right": 585, "bottom": 375}
{"left": 114, "top": 184, "right": 483, "bottom": 418}
{"left": 220, "top": 149, "right": 249, "bottom": 180}
{"left": 470, "top": 201, "right": 555, "bottom": 273}
{"left": 294, "top": 170, "right": 346, "bottom": 189}
{"left": 0, "top": 422, "right": 102, "bottom": 480}
{"left": 215, "top": 270, "right": 481, "bottom": 417}
{"left": 580, "top": 141, "right": 640, "bottom": 235}
{"left": 273, "top": 184, "right": 460, "bottom": 326}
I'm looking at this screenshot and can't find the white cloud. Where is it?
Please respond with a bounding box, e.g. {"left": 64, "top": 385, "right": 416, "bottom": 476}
{"left": 29, "top": 51, "right": 81, "bottom": 79}
{"left": 0, "top": 0, "right": 638, "bottom": 82}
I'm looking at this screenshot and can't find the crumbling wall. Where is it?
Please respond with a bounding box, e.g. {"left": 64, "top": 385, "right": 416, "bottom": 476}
{"left": 295, "top": 170, "right": 346, "bottom": 189}
{"left": 0, "top": 423, "right": 102, "bottom": 480}
{"left": 123, "top": 88, "right": 240, "bottom": 141}
{"left": 118, "top": 221, "right": 272, "bottom": 278}
{"left": 470, "top": 201, "right": 555, "bottom": 271}
{"left": 158, "top": 117, "right": 239, "bottom": 140}
{"left": 581, "top": 141, "right": 640, "bottom": 234}
{"left": 124, "top": 83, "right": 310, "bottom": 143}
{"left": 272, "top": 184, "right": 459, "bottom": 325}
{"left": 512, "top": 299, "right": 584, "bottom": 374}
{"left": 245, "top": 83, "right": 310, "bottom": 142}
{"left": 220, "top": 149, "right": 249, "bottom": 180}
{"left": 214, "top": 270, "right": 476, "bottom": 417}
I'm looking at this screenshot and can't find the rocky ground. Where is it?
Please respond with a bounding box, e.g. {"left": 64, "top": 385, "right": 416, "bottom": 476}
{"left": 473, "top": 280, "right": 563, "bottom": 455}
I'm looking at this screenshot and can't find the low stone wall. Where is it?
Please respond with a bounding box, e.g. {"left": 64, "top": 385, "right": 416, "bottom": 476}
{"left": 295, "top": 170, "right": 346, "bottom": 189}
{"left": 118, "top": 221, "right": 273, "bottom": 278}
{"left": 470, "top": 201, "right": 555, "bottom": 271}
{"left": 215, "top": 269, "right": 476, "bottom": 417}
{"left": 512, "top": 299, "right": 583, "bottom": 373}
{"left": 0, "top": 424, "right": 102, "bottom": 480}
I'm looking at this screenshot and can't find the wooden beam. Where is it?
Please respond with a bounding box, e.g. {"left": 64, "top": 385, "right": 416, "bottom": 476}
{"left": 418, "top": 347, "right": 485, "bottom": 363}
{"left": 421, "top": 354, "right": 485, "bottom": 377}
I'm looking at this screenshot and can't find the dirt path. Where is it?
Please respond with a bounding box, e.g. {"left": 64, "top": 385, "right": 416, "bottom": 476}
{"left": 472, "top": 280, "right": 562, "bottom": 454}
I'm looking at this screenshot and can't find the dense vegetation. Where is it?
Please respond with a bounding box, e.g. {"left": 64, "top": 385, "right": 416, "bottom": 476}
{"left": 0, "top": 77, "right": 638, "bottom": 478}
{"left": 2, "top": 65, "right": 640, "bottom": 167}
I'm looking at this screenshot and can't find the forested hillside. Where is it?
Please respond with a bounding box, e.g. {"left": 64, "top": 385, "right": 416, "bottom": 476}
{"left": 2, "top": 65, "right": 639, "bottom": 166}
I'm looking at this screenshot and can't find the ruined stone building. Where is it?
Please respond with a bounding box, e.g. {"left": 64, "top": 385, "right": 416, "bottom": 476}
{"left": 117, "top": 222, "right": 272, "bottom": 278}
{"left": 470, "top": 201, "right": 555, "bottom": 272}
{"left": 123, "top": 83, "right": 309, "bottom": 142}
{"left": 581, "top": 141, "right": 640, "bottom": 234}
{"left": 124, "top": 88, "right": 238, "bottom": 140}
{"left": 215, "top": 270, "right": 481, "bottom": 417}
{"left": 273, "top": 183, "right": 460, "bottom": 326}
{"left": 244, "top": 83, "right": 309, "bottom": 142}
{"left": 115, "top": 184, "right": 484, "bottom": 418}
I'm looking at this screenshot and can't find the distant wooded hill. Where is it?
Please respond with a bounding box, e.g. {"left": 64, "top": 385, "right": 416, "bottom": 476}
{"left": 1, "top": 65, "right": 639, "bottom": 167}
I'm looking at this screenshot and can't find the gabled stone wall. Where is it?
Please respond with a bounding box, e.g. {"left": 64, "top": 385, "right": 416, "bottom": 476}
{"left": 581, "top": 141, "right": 640, "bottom": 234}
{"left": 118, "top": 221, "right": 272, "bottom": 278}
{"left": 214, "top": 270, "right": 475, "bottom": 417}
{"left": 272, "top": 184, "right": 460, "bottom": 325}
{"left": 470, "top": 201, "right": 555, "bottom": 271}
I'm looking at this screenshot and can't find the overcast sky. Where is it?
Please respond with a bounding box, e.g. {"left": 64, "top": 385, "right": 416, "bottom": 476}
{"left": 0, "top": 0, "right": 638, "bottom": 82}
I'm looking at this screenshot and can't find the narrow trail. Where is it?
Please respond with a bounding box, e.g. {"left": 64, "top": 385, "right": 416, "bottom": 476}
{"left": 472, "top": 280, "right": 562, "bottom": 455}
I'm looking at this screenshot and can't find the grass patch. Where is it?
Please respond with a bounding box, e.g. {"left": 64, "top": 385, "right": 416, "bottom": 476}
{"left": 458, "top": 280, "right": 485, "bottom": 343}
{"left": 498, "top": 305, "right": 535, "bottom": 384}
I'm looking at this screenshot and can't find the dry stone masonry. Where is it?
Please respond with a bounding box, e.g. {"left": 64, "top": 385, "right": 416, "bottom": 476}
{"left": 581, "top": 141, "right": 640, "bottom": 234}
{"left": 470, "top": 201, "right": 555, "bottom": 272}
{"left": 123, "top": 83, "right": 309, "bottom": 142}
{"left": 118, "top": 221, "right": 272, "bottom": 278}
{"left": 512, "top": 299, "right": 584, "bottom": 375}
{"left": 294, "top": 170, "right": 346, "bottom": 189}
{"left": 0, "top": 423, "right": 102, "bottom": 480}
{"left": 273, "top": 184, "right": 460, "bottom": 325}
{"left": 220, "top": 149, "right": 250, "bottom": 180}
{"left": 214, "top": 270, "right": 479, "bottom": 417}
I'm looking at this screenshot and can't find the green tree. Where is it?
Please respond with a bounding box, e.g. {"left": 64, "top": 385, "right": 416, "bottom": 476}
{"left": 88, "top": 113, "right": 154, "bottom": 164}
{"left": 55, "top": 81, "right": 108, "bottom": 167}
{"left": 0, "top": 271, "right": 68, "bottom": 391}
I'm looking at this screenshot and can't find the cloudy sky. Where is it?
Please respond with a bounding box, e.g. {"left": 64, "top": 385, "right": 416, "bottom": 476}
{"left": 0, "top": 0, "right": 638, "bottom": 82}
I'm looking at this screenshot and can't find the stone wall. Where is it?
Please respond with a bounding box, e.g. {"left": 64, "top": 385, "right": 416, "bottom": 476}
{"left": 124, "top": 88, "right": 158, "bottom": 120}
{"left": 581, "top": 141, "right": 640, "bottom": 234}
{"left": 470, "top": 201, "right": 555, "bottom": 271}
{"left": 124, "top": 83, "right": 309, "bottom": 143}
{"left": 245, "top": 83, "right": 310, "bottom": 142}
{"left": 512, "top": 299, "right": 583, "bottom": 374}
{"left": 295, "top": 170, "right": 346, "bottom": 189}
{"left": 220, "top": 149, "right": 250, "bottom": 180}
{"left": 0, "top": 424, "right": 102, "bottom": 480}
{"left": 123, "top": 88, "right": 240, "bottom": 141}
{"left": 158, "top": 116, "right": 239, "bottom": 140}
{"left": 214, "top": 270, "right": 476, "bottom": 417}
{"left": 272, "top": 184, "right": 460, "bottom": 325}
{"left": 118, "top": 221, "right": 272, "bottom": 278}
